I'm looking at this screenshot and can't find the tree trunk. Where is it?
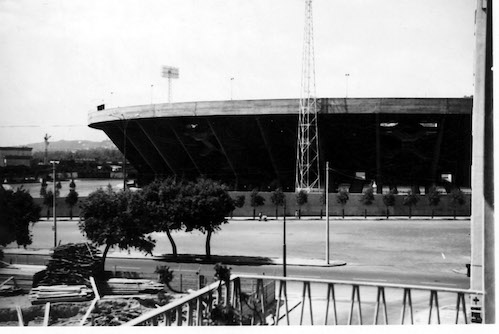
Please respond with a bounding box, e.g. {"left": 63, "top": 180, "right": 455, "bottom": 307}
{"left": 298, "top": 208, "right": 301, "bottom": 219}
{"left": 454, "top": 210, "right": 456, "bottom": 220}
{"left": 386, "top": 206, "right": 389, "bottom": 219}
{"left": 431, "top": 209, "right": 434, "bottom": 219}
{"left": 165, "top": 229, "right": 178, "bottom": 257}
{"left": 253, "top": 208, "right": 256, "bottom": 220}
{"left": 409, "top": 207, "right": 412, "bottom": 219}
{"left": 205, "top": 230, "right": 212, "bottom": 259}
{"left": 342, "top": 208, "right": 345, "bottom": 219}
{"left": 320, "top": 209, "right": 323, "bottom": 220}
{"left": 275, "top": 206, "right": 278, "bottom": 219}
{"left": 69, "top": 207, "right": 73, "bottom": 220}
{"left": 364, "top": 209, "right": 367, "bottom": 219}
{"left": 47, "top": 209, "right": 50, "bottom": 220}
{"left": 102, "top": 244, "right": 112, "bottom": 272}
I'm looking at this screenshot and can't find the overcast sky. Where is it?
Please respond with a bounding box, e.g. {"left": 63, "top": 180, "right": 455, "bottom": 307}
{"left": 0, "top": 0, "right": 476, "bottom": 146}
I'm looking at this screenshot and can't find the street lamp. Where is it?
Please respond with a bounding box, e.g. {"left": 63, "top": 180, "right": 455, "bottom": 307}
{"left": 283, "top": 197, "right": 287, "bottom": 277}
{"left": 50, "top": 160, "right": 60, "bottom": 248}
{"left": 325, "top": 161, "right": 331, "bottom": 264}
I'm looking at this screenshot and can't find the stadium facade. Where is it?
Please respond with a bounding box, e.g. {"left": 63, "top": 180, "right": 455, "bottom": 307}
{"left": 88, "top": 97, "right": 472, "bottom": 193}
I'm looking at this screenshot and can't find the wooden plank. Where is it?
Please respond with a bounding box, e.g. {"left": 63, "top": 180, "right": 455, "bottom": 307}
{"left": 16, "top": 306, "right": 24, "bottom": 327}
{"left": 43, "top": 302, "right": 50, "bottom": 326}
{"left": 0, "top": 276, "right": 14, "bottom": 287}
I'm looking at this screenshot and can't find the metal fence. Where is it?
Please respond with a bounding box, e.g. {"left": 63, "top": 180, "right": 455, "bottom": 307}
{"left": 122, "top": 274, "right": 483, "bottom": 326}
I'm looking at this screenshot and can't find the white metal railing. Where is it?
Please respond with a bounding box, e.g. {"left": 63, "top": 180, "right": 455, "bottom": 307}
{"left": 123, "top": 274, "right": 483, "bottom": 326}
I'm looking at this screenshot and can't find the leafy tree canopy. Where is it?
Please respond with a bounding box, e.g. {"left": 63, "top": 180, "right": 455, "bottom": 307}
{"left": 79, "top": 188, "right": 156, "bottom": 265}
{"left": 403, "top": 190, "right": 420, "bottom": 207}
{"left": 250, "top": 189, "right": 265, "bottom": 208}
{"left": 270, "top": 188, "right": 285, "bottom": 207}
{"left": 382, "top": 191, "right": 396, "bottom": 207}
{"left": 361, "top": 186, "right": 375, "bottom": 205}
{"left": 181, "top": 178, "right": 235, "bottom": 234}
{"left": 337, "top": 189, "right": 349, "bottom": 205}
{"left": 0, "top": 186, "right": 41, "bottom": 247}
{"left": 427, "top": 186, "right": 441, "bottom": 206}
{"left": 296, "top": 190, "right": 308, "bottom": 207}
{"left": 65, "top": 189, "right": 79, "bottom": 207}
{"left": 233, "top": 195, "right": 246, "bottom": 208}
{"left": 450, "top": 188, "right": 466, "bottom": 206}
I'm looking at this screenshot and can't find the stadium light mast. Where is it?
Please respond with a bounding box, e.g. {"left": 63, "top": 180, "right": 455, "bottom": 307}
{"left": 296, "top": 0, "right": 320, "bottom": 192}
{"left": 162, "top": 66, "right": 179, "bottom": 103}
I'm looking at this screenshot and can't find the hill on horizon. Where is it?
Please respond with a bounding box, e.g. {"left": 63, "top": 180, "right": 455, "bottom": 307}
{"left": 23, "top": 139, "right": 117, "bottom": 152}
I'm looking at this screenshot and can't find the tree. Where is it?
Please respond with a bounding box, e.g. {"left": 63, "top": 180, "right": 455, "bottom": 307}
{"left": 426, "top": 185, "right": 441, "bottom": 219}
{"left": 56, "top": 181, "right": 62, "bottom": 196}
{"left": 382, "top": 190, "right": 396, "bottom": 219}
{"left": 270, "top": 188, "right": 285, "bottom": 219}
{"left": 43, "top": 190, "right": 55, "bottom": 219}
{"left": 403, "top": 190, "right": 419, "bottom": 218}
{"left": 0, "top": 186, "right": 41, "bottom": 248}
{"left": 449, "top": 188, "right": 466, "bottom": 219}
{"left": 69, "top": 179, "right": 76, "bottom": 190}
{"left": 142, "top": 178, "right": 185, "bottom": 258}
{"left": 181, "top": 178, "right": 234, "bottom": 259}
{"left": 65, "top": 189, "right": 79, "bottom": 220}
{"left": 337, "top": 189, "right": 349, "bottom": 218}
{"left": 79, "top": 188, "right": 156, "bottom": 270}
{"left": 250, "top": 189, "right": 265, "bottom": 220}
{"left": 295, "top": 190, "right": 308, "bottom": 219}
{"left": 360, "top": 186, "right": 375, "bottom": 218}
{"left": 231, "top": 195, "right": 245, "bottom": 218}
{"left": 40, "top": 179, "right": 47, "bottom": 197}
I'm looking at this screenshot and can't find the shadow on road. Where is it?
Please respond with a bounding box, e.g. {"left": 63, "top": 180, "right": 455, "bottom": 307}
{"left": 153, "top": 254, "right": 273, "bottom": 266}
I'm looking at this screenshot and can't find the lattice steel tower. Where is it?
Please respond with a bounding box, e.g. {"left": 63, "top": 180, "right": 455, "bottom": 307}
{"left": 296, "top": 0, "right": 320, "bottom": 192}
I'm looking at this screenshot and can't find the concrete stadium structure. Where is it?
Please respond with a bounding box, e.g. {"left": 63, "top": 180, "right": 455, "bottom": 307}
{"left": 88, "top": 97, "right": 472, "bottom": 192}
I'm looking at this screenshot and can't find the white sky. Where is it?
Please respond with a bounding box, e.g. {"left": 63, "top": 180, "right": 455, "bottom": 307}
{"left": 0, "top": 0, "right": 476, "bottom": 146}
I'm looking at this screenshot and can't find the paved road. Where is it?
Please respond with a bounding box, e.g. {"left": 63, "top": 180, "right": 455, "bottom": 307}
{"left": 4, "top": 217, "right": 470, "bottom": 289}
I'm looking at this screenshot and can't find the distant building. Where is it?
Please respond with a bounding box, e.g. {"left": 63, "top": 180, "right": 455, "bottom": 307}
{"left": 0, "top": 147, "right": 33, "bottom": 167}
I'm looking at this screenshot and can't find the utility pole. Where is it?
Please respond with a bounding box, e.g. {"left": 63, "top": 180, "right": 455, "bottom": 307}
{"left": 44, "top": 134, "right": 51, "bottom": 165}
{"left": 296, "top": 0, "right": 320, "bottom": 192}
{"left": 50, "top": 160, "right": 59, "bottom": 248}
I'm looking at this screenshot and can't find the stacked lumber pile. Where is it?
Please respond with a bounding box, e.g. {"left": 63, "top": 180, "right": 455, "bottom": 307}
{"left": 37, "top": 243, "right": 102, "bottom": 286}
{"left": 0, "top": 261, "right": 46, "bottom": 293}
{"left": 28, "top": 285, "right": 94, "bottom": 304}
{"left": 103, "top": 278, "right": 164, "bottom": 295}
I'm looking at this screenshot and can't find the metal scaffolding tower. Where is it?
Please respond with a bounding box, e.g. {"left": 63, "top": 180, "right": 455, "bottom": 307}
{"left": 296, "top": 0, "right": 320, "bottom": 192}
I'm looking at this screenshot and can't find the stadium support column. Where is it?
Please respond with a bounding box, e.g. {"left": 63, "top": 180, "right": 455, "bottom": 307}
{"left": 470, "top": 0, "right": 494, "bottom": 324}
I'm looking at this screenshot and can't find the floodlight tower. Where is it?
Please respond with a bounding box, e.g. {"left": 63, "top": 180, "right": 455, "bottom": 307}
{"left": 162, "top": 66, "right": 179, "bottom": 103}
{"left": 295, "top": 0, "right": 320, "bottom": 192}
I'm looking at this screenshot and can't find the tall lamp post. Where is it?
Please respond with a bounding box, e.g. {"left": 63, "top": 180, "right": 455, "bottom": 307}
{"left": 325, "top": 161, "right": 330, "bottom": 264}
{"left": 283, "top": 198, "right": 287, "bottom": 277}
{"left": 50, "top": 160, "right": 59, "bottom": 248}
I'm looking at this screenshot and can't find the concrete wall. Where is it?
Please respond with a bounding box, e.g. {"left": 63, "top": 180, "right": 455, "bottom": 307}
{"left": 229, "top": 191, "right": 471, "bottom": 218}
{"left": 35, "top": 191, "right": 470, "bottom": 219}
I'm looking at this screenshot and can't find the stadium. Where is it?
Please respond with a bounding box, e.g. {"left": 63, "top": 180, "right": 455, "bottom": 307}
{"left": 88, "top": 97, "right": 472, "bottom": 193}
